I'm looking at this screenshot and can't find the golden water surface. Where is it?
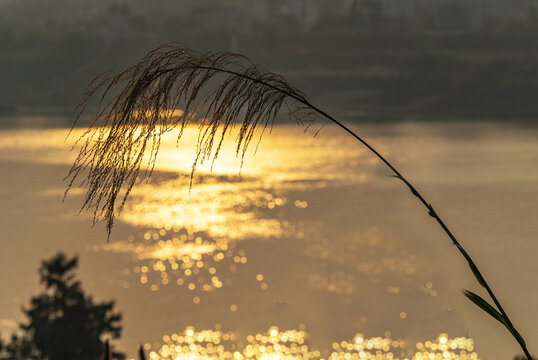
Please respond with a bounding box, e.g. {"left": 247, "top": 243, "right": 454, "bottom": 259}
{"left": 1, "top": 122, "right": 537, "bottom": 360}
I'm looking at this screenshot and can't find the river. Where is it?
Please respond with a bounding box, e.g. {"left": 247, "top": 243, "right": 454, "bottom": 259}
{"left": 0, "top": 120, "right": 537, "bottom": 360}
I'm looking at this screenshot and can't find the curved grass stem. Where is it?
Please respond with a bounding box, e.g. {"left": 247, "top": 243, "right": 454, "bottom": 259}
{"left": 299, "top": 99, "right": 532, "bottom": 360}
{"left": 70, "top": 46, "right": 532, "bottom": 359}
{"left": 318, "top": 112, "right": 533, "bottom": 360}
{"left": 197, "top": 66, "right": 533, "bottom": 360}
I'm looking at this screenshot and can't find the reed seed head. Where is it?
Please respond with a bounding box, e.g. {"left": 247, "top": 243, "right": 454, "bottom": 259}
{"left": 66, "top": 43, "right": 320, "bottom": 238}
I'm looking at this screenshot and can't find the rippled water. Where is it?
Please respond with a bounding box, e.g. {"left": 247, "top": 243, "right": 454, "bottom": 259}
{"left": 0, "top": 121, "right": 537, "bottom": 360}
{"left": 143, "top": 327, "right": 477, "bottom": 360}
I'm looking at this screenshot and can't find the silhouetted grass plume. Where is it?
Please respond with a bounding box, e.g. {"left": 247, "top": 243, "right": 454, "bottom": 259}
{"left": 66, "top": 44, "right": 317, "bottom": 236}
{"left": 66, "top": 43, "right": 533, "bottom": 360}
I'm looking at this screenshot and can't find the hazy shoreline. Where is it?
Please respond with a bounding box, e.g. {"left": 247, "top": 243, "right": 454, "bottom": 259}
{"left": 1, "top": 112, "right": 538, "bottom": 131}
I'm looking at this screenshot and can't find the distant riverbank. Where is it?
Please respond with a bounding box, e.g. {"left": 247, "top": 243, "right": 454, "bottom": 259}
{"left": 2, "top": 32, "right": 538, "bottom": 125}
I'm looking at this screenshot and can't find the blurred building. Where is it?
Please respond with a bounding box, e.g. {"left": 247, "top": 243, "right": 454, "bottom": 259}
{"left": 349, "top": 0, "right": 485, "bottom": 32}
{"left": 76, "top": 2, "right": 98, "bottom": 22}
{"left": 263, "top": 0, "right": 320, "bottom": 29}
{"left": 433, "top": 0, "right": 483, "bottom": 31}
{"left": 189, "top": 3, "right": 244, "bottom": 30}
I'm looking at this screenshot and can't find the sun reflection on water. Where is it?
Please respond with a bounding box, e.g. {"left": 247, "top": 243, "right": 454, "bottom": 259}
{"left": 1, "top": 124, "right": 526, "bottom": 358}
{"left": 93, "top": 227, "right": 246, "bottom": 295}
{"left": 119, "top": 178, "right": 291, "bottom": 241}
{"left": 139, "top": 328, "right": 479, "bottom": 360}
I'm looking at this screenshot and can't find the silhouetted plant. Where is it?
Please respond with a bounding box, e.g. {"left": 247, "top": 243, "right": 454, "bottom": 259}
{"left": 101, "top": 340, "right": 125, "bottom": 360}
{"left": 18, "top": 253, "right": 124, "bottom": 360}
{"left": 66, "top": 43, "right": 533, "bottom": 360}
{"left": 0, "top": 333, "right": 38, "bottom": 360}
{"left": 138, "top": 345, "right": 147, "bottom": 360}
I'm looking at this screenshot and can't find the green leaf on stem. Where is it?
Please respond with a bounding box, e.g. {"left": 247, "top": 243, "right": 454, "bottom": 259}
{"left": 463, "top": 290, "right": 526, "bottom": 347}
{"left": 467, "top": 261, "right": 487, "bottom": 287}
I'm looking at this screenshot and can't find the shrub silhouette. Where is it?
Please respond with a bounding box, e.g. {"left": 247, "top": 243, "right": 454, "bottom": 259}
{"left": 0, "top": 333, "right": 37, "bottom": 359}
{"left": 8, "top": 253, "right": 124, "bottom": 360}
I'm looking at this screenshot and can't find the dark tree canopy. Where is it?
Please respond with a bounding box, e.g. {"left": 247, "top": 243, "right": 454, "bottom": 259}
{"left": 1, "top": 253, "right": 123, "bottom": 360}
{"left": 0, "top": 334, "right": 37, "bottom": 360}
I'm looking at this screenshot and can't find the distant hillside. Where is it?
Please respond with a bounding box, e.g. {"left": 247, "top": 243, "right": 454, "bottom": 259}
{"left": 1, "top": 0, "right": 537, "bottom": 125}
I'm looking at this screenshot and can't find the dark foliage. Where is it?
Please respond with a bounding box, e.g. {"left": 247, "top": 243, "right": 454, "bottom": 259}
{"left": 5, "top": 253, "right": 124, "bottom": 360}
{"left": 0, "top": 334, "right": 38, "bottom": 360}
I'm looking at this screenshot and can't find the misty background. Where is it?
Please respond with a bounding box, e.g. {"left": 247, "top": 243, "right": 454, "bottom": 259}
{"left": 2, "top": 1, "right": 538, "bottom": 359}
{"left": 1, "top": 0, "right": 538, "bottom": 127}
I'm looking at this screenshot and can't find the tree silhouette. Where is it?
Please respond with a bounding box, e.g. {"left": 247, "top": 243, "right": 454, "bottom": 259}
{"left": 0, "top": 333, "right": 37, "bottom": 360}
{"left": 6, "top": 253, "right": 124, "bottom": 360}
